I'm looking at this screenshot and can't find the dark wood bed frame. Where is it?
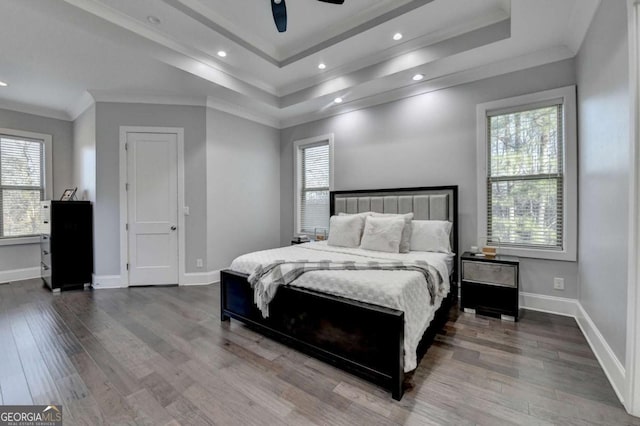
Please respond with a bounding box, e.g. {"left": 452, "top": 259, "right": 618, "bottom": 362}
{"left": 220, "top": 186, "right": 458, "bottom": 400}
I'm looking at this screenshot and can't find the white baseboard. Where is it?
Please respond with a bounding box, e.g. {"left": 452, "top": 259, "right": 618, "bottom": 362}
{"left": 0, "top": 266, "right": 41, "bottom": 284}
{"left": 575, "top": 303, "right": 627, "bottom": 405}
{"left": 92, "top": 270, "right": 220, "bottom": 289}
{"left": 520, "top": 292, "right": 579, "bottom": 317}
{"left": 520, "top": 291, "right": 626, "bottom": 406}
{"left": 182, "top": 270, "right": 220, "bottom": 286}
{"left": 92, "top": 274, "right": 123, "bottom": 289}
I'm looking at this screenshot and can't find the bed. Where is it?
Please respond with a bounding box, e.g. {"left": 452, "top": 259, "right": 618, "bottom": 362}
{"left": 220, "top": 186, "right": 458, "bottom": 400}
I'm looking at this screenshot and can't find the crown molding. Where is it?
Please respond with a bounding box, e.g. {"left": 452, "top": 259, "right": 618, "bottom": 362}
{"left": 277, "top": 9, "right": 510, "bottom": 97}
{"left": 280, "top": 45, "right": 574, "bottom": 129}
{"left": 67, "top": 91, "right": 95, "bottom": 121}
{"left": 206, "top": 97, "right": 280, "bottom": 129}
{"left": 90, "top": 91, "right": 207, "bottom": 108}
{"left": 0, "top": 99, "right": 71, "bottom": 121}
{"left": 0, "top": 45, "right": 574, "bottom": 131}
{"left": 280, "top": 18, "right": 510, "bottom": 108}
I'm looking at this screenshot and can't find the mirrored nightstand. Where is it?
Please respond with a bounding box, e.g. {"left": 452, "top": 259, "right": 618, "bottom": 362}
{"left": 460, "top": 251, "right": 520, "bottom": 321}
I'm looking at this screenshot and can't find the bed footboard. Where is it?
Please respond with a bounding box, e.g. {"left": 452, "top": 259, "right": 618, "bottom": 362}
{"left": 220, "top": 269, "right": 406, "bottom": 399}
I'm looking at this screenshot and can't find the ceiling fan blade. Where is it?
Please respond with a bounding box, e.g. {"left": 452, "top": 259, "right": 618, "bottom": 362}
{"left": 317, "top": 0, "right": 345, "bottom": 3}
{"left": 271, "top": 0, "right": 287, "bottom": 32}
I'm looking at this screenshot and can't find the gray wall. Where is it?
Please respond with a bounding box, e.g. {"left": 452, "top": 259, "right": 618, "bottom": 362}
{"left": 206, "top": 108, "right": 281, "bottom": 271}
{"left": 280, "top": 59, "right": 579, "bottom": 297}
{"left": 73, "top": 105, "right": 96, "bottom": 202}
{"left": 94, "top": 102, "right": 207, "bottom": 275}
{"left": 0, "top": 107, "right": 73, "bottom": 273}
{"left": 576, "top": 0, "right": 629, "bottom": 364}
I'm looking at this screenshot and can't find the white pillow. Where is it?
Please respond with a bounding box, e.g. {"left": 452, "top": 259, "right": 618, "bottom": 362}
{"left": 359, "top": 216, "right": 406, "bottom": 253}
{"left": 370, "top": 212, "right": 414, "bottom": 253}
{"left": 410, "top": 220, "right": 453, "bottom": 253}
{"left": 327, "top": 215, "right": 366, "bottom": 248}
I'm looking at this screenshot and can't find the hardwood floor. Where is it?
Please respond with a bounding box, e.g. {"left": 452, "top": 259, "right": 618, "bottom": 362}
{"left": 0, "top": 278, "right": 638, "bottom": 425}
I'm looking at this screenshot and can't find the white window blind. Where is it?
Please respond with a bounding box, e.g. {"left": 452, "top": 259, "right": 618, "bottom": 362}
{"left": 300, "top": 142, "right": 330, "bottom": 234}
{"left": 487, "top": 103, "right": 564, "bottom": 250}
{"left": 0, "top": 135, "right": 45, "bottom": 238}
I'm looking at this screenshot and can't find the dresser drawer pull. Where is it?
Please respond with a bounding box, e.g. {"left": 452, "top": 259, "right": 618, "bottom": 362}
{"left": 41, "top": 263, "right": 49, "bottom": 271}
{"left": 43, "top": 250, "right": 49, "bottom": 255}
{"left": 43, "top": 220, "right": 49, "bottom": 224}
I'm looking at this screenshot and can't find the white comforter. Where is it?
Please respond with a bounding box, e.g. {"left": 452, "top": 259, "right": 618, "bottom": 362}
{"left": 229, "top": 242, "right": 453, "bottom": 372}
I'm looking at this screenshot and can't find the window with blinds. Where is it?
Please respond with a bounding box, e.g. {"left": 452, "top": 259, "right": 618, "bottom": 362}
{"left": 0, "top": 135, "right": 45, "bottom": 238}
{"left": 487, "top": 103, "right": 564, "bottom": 250}
{"left": 299, "top": 142, "right": 330, "bottom": 234}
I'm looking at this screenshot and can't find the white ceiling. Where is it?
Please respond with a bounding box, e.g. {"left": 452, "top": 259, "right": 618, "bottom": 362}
{"left": 0, "top": 0, "right": 600, "bottom": 127}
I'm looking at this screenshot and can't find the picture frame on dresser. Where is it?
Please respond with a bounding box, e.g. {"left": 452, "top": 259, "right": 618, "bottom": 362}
{"left": 59, "top": 187, "right": 77, "bottom": 201}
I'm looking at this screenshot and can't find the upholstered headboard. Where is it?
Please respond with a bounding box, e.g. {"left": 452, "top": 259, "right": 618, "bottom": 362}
{"left": 330, "top": 186, "right": 459, "bottom": 278}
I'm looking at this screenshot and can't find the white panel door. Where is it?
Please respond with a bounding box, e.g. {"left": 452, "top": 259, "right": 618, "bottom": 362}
{"left": 127, "top": 132, "right": 179, "bottom": 285}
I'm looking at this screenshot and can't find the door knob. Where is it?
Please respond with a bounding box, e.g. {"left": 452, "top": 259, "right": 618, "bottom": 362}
{"left": 170, "top": 226, "right": 177, "bottom": 231}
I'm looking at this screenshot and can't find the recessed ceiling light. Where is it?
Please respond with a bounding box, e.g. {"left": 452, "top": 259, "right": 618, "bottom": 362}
{"left": 412, "top": 74, "right": 424, "bottom": 81}
{"left": 334, "top": 97, "right": 343, "bottom": 104}
{"left": 393, "top": 33, "right": 403, "bottom": 41}
{"left": 217, "top": 50, "right": 227, "bottom": 58}
{"left": 318, "top": 63, "right": 326, "bottom": 70}
{"left": 147, "top": 15, "right": 161, "bottom": 25}
{"left": 0, "top": 81, "right": 7, "bottom": 87}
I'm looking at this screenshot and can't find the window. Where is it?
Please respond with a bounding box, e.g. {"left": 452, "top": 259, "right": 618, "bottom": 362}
{"left": 294, "top": 134, "right": 334, "bottom": 235}
{"left": 0, "top": 129, "right": 52, "bottom": 240}
{"left": 477, "top": 87, "right": 577, "bottom": 261}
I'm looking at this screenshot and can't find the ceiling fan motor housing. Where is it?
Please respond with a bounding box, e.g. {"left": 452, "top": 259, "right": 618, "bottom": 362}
{"left": 272, "top": 0, "right": 345, "bottom": 33}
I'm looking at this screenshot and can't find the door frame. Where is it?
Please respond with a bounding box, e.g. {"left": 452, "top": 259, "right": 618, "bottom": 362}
{"left": 119, "top": 126, "right": 186, "bottom": 287}
{"left": 627, "top": 0, "right": 640, "bottom": 416}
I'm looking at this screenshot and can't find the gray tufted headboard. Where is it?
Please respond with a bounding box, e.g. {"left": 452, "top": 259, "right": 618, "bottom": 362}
{"left": 330, "top": 186, "right": 459, "bottom": 279}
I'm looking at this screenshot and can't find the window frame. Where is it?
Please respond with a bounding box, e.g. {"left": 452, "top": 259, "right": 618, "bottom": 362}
{"left": 0, "top": 128, "right": 53, "bottom": 245}
{"left": 293, "top": 134, "right": 334, "bottom": 236}
{"left": 476, "top": 86, "right": 577, "bottom": 261}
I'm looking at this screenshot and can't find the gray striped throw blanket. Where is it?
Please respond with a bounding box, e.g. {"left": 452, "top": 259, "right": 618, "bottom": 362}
{"left": 247, "top": 260, "right": 443, "bottom": 318}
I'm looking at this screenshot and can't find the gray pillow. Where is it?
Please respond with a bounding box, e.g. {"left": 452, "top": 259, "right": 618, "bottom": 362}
{"left": 359, "top": 216, "right": 406, "bottom": 253}
{"left": 327, "top": 215, "right": 366, "bottom": 248}
{"left": 370, "top": 212, "right": 414, "bottom": 253}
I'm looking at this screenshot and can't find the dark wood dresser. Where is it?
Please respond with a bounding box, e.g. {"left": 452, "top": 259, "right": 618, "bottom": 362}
{"left": 40, "top": 200, "right": 93, "bottom": 292}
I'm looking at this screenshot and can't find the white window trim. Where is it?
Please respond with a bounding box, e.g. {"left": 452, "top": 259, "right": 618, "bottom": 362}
{"left": 0, "top": 128, "right": 53, "bottom": 243}
{"left": 476, "top": 86, "right": 577, "bottom": 261}
{"left": 293, "top": 134, "right": 334, "bottom": 236}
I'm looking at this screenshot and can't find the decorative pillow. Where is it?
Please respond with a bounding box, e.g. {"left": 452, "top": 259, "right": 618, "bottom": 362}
{"left": 327, "top": 215, "right": 366, "bottom": 248}
{"left": 410, "top": 220, "right": 453, "bottom": 253}
{"left": 370, "top": 212, "right": 414, "bottom": 253}
{"left": 359, "top": 216, "right": 406, "bottom": 253}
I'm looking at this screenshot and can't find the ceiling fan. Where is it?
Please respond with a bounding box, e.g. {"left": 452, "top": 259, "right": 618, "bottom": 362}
{"left": 271, "top": 0, "right": 345, "bottom": 33}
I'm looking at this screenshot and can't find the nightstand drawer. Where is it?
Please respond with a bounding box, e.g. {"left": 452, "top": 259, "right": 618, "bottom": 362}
{"left": 462, "top": 260, "right": 517, "bottom": 288}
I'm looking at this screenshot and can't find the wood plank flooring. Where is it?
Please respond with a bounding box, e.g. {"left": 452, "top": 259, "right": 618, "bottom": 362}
{"left": 1, "top": 278, "right": 638, "bottom": 425}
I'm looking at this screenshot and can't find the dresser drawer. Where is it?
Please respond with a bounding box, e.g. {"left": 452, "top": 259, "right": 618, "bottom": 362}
{"left": 40, "top": 234, "right": 50, "bottom": 252}
{"left": 41, "top": 261, "right": 52, "bottom": 282}
{"left": 41, "top": 247, "right": 51, "bottom": 266}
{"left": 41, "top": 201, "right": 51, "bottom": 220}
{"left": 462, "top": 260, "right": 517, "bottom": 288}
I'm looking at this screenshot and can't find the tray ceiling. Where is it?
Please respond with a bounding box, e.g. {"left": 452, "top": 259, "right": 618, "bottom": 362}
{"left": 0, "top": 0, "right": 600, "bottom": 127}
